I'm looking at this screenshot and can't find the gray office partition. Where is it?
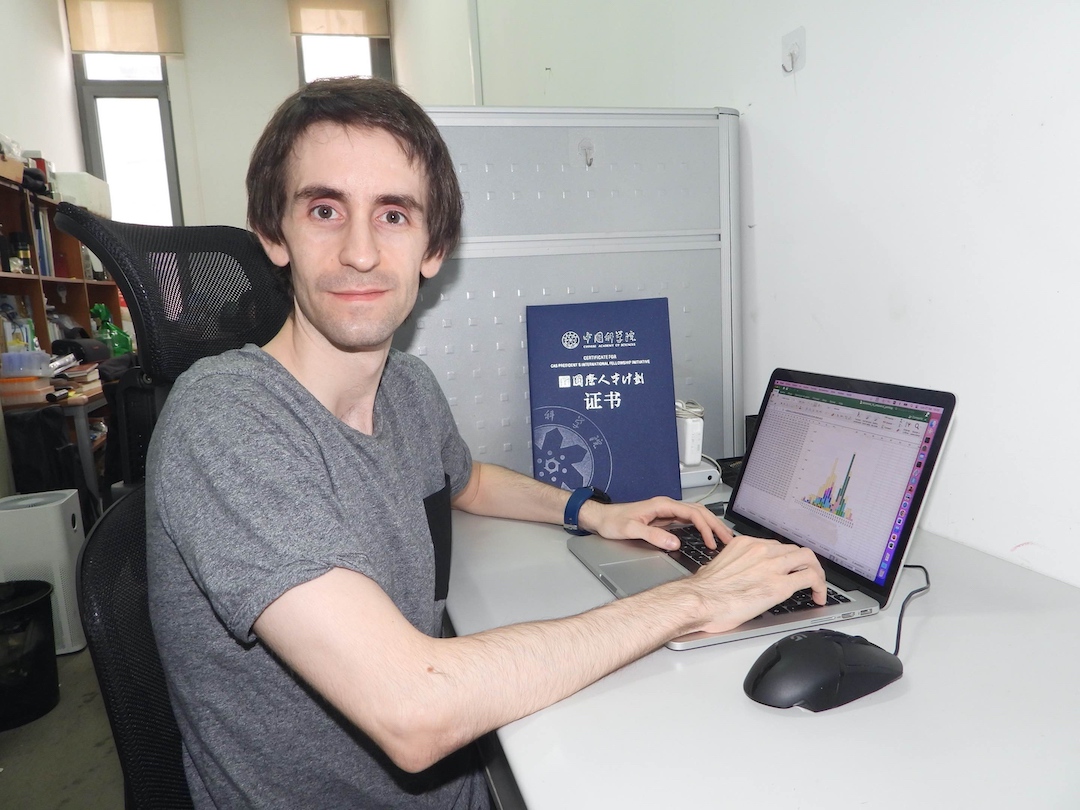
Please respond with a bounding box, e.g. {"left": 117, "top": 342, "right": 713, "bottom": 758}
{"left": 393, "top": 107, "right": 742, "bottom": 479}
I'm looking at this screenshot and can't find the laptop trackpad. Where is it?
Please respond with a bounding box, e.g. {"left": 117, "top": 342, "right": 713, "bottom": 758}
{"left": 598, "top": 556, "right": 686, "bottom": 597}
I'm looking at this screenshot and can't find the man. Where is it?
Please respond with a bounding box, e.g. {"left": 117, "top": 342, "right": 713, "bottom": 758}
{"left": 146, "top": 78, "right": 825, "bottom": 809}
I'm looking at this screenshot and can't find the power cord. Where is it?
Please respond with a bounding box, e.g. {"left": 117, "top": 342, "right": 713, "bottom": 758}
{"left": 892, "top": 564, "right": 931, "bottom": 656}
{"left": 674, "top": 398, "right": 705, "bottom": 420}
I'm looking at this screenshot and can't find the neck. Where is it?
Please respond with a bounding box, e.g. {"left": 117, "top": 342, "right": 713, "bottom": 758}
{"left": 263, "top": 313, "right": 389, "bottom": 434}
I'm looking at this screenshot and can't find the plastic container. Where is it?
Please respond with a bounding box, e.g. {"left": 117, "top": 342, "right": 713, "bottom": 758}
{"left": 0, "top": 350, "right": 51, "bottom": 378}
{"left": 0, "top": 580, "right": 60, "bottom": 731}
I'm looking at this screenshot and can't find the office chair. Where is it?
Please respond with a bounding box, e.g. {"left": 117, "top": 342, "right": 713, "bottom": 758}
{"left": 58, "top": 207, "right": 292, "bottom": 806}
{"left": 76, "top": 485, "right": 193, "bottom": 809}
{"left": 53, "top": 202, "right": 292, "bottom": 488}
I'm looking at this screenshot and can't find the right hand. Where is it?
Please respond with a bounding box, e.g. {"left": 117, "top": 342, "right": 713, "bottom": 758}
{"left": 684, "top": 535, "right": 827, "bottom": 635}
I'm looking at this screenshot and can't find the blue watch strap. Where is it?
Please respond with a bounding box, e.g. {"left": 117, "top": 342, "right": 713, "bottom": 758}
{"left": 563, "top": 487, "right": 598, "bottom": 536}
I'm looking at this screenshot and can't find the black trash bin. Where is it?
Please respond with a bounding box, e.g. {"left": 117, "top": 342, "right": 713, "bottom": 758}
{"left": 0, "top": 580, "right": 60, "bottom": 731}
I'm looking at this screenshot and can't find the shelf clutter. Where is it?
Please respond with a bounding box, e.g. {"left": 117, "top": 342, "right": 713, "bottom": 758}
{"left": 1, "top": 351, "right": 103, "bottom": 408}
{"left": 1, "top": 134, "right": 122, "bottom": 517}
{"left": 1, "top": 133, "right": 120, "bottom": 358}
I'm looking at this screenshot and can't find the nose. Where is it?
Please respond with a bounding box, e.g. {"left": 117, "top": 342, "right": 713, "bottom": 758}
{"left": 339, "top": 217, "right": 379, "bottom": 272}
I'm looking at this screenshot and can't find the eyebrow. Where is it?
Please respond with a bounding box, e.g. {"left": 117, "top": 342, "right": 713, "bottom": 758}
{"left": 376, "top": 193, "right": 425, "bottom": 214}
{"left": 294, "top": 184, "right": 347, "bottom": 204}
{"left": 293, "top": 186, "right": 425, "bottom": 214}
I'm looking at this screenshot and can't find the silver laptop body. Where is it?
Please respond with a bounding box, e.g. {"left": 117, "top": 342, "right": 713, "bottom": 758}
{"left": 568, "top": 368, "right": 956, "bottom": 650}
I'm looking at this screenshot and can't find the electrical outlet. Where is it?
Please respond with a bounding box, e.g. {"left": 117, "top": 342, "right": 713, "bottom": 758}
{"left": 781, "top": 26, "right": 806, "bottom": 74}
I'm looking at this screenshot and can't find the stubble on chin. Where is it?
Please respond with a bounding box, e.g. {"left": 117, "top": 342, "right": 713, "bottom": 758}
{"left": 296, "top": 290, "right": 416, "bottom": 352}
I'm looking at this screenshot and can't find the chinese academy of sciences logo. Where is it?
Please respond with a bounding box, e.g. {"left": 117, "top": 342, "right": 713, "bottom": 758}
{"left": 531, "top": 405, "right": 613, "bottom": 492}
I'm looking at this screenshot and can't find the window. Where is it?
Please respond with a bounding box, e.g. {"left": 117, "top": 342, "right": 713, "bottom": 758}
{"left": 74, "top": 53, "right": 183, "bottom": 226}
{"left": 298, "top": 35, "right": 393, "bottom": 84}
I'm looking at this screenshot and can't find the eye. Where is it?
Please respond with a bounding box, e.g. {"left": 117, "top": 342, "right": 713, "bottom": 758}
{"left": 312, "top": 204, "right": 339, "bottom": 221}
{"left": 383, "top": 209, "right": 407, "bottom": 225}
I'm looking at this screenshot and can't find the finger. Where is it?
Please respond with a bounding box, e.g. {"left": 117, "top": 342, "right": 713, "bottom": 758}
{"left": 785, "top": 548, "right": 827, "bottom": 604}
{"left": 682, "top": 508, "right": 723, "bottom": 549}
{"left": 657, "top": 500, "right": 732, "bottom": 549}
{"left": 703, "top": 512, "right": 735, "bottom": 548}
{"left": 793, "top": 567, "right": 828, "bottom": 605}
{"left": 634, "top": 523, "right": 681, "bottom": 551}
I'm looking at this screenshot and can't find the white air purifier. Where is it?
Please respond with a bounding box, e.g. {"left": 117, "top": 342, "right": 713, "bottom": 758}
{"left": 0, "top": 490, "right": 88, "bottom": 654}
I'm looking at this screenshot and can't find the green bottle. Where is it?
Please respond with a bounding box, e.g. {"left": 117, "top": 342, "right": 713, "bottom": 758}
{"left": 90, "top": 303, "right": 133, "bottom": 357}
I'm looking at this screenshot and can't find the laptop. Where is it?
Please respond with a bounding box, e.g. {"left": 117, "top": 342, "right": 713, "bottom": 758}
{"left": 568, "top": 368, "right": 956, "bottom": 650}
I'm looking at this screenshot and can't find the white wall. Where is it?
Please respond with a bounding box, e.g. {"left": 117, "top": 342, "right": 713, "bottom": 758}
{"left": 466, "top": 0, "right": 1080, "bottom": 586}
{"left": 0, "top": 0, "right": 83, "bottom": 172}
{"left": 170, "top": 0, "right": 299, "bottom": 228}
{"left": 475, "top": 0, "right": 736, "bottom": 107}
{"left": 390, "top": 0, "right": 478, "bottom": 105}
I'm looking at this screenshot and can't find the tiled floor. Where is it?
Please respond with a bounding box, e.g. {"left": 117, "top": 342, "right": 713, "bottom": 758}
{"left": 0, "top": 648, "right": 124, "bottom": 809}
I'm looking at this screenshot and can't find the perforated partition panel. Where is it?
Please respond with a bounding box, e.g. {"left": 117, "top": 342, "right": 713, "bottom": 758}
{"left": 394, "top": 107, "right": 742, "bottom": 480}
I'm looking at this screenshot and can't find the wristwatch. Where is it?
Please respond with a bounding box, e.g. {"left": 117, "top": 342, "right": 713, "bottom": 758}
{"left": 563, "top": 486, "right": 612, "bottom": 536}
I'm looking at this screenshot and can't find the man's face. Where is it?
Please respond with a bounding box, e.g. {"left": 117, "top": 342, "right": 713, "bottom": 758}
{"left": 259, "top": 123, "right": 442, "bottom": 353}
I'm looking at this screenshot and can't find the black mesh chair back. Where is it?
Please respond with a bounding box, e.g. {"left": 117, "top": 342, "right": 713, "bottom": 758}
{"left": 54, "top": 202, "right": 291, "bottom": 388}
{"left": 54, "top": 203, "right": 292, "bottom": 488}
{"left": 77, "top": 485, "right": 194, "bottom": 809}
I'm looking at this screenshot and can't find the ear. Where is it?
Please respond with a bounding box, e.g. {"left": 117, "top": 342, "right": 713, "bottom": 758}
{"left": 420, "top": 251, "right": 444, "bottom": 280}
{"left": 256, "top": 231, "right": 292, "bottom": 268}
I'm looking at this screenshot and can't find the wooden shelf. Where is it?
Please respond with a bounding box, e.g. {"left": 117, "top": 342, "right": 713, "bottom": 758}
{"left": 1, "top": 180, "right": 120, "bottom": 354}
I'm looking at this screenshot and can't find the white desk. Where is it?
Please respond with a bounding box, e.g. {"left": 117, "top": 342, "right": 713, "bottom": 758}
{"left": 447, "top": 510, "right": 1080, "bottom": 809}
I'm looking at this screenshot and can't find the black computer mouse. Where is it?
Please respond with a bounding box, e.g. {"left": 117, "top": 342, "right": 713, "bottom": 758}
{"left": 743, "top": 628, "right": 903, "bottom": 712}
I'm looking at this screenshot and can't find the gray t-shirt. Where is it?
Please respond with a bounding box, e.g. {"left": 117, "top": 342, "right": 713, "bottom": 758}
{"left": 146, "top": 345, "right": 489, "bottom": 809}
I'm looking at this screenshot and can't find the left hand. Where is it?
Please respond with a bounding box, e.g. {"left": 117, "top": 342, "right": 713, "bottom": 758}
{"left": 578, "top": 497, "right": 733, "bottom": 551}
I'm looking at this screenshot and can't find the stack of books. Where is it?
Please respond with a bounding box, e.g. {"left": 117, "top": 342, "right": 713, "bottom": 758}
{"left": 49, "top": 361, "right": 101, "bottom": 401}
{"left": 0, "top": 354, "right": 103, "bottom": 405}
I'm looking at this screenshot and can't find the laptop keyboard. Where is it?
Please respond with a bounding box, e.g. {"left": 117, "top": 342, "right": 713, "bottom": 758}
{"left": 666, "top": 525, "right": 851, "bottom": 615}
{"left": 668, "top": 525, "right": 724, "bottom": 567}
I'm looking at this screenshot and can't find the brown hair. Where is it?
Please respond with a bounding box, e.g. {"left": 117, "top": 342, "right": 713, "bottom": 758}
{"left": 246, "top": 77, "right": 462, "bottom": 266}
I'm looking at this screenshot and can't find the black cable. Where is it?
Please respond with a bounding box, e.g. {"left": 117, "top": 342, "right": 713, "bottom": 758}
{"left": 892, "top": 564, "right": 931, "bottom": 656}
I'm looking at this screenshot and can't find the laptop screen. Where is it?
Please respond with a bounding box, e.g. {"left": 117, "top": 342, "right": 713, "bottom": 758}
{"left": 727, "top": 369, "right": 955, "bottom": 603}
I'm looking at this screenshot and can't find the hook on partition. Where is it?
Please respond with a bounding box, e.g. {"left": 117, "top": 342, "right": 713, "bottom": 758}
{"left": 578, "top": 138, "right": 595, "bottom": 168}
{"left": 781, "top": 27, "right": 805, "bottom": 75}
{"left": 782, "top": 43, "right": 799, "bottom": 73}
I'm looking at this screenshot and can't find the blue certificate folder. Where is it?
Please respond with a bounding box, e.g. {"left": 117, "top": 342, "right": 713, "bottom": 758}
{"left": 526, "top": 298, "right": 681, "bottom": 503}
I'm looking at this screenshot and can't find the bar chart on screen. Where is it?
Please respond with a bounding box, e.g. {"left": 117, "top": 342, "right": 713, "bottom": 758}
{"left": 804, "top": 454, "right": 856, "bottom": 520}
{"left": 789, "top": 419, "right": 921, "bottom": 574}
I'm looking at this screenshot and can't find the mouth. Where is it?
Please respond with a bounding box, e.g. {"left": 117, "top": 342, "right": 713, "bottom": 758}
{"left": 329, "top": 288, "right": 389, "bottom": 302}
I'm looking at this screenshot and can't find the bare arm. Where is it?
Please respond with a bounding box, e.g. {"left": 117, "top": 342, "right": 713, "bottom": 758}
{"left": 449, "top": 460, "right": 569, "bottom": 524}
{"left": 253, "top": 531, "right": 823, "bottom": 773}
{"left": 452, "top": 461, "right": 734, "bottom": 549}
